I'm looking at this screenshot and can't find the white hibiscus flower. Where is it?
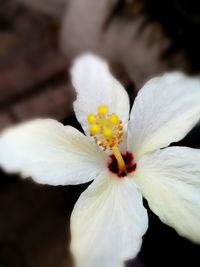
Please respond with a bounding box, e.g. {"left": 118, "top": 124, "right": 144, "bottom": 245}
{"left": 1, "top": 54, "right": 200, "bottom": 267}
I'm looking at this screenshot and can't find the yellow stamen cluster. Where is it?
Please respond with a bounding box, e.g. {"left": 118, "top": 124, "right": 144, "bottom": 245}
{"left": 87, "top": 105, "right": 123, "bottom": 150}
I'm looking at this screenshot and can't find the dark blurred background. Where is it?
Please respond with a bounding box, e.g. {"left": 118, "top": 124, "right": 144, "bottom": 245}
{"left": 0, "top": 0, "right": 200, "bottom": 266}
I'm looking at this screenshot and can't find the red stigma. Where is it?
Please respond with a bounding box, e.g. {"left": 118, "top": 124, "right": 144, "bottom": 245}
{"left": 108, "top": 152, "right": 137, "bottom": 178}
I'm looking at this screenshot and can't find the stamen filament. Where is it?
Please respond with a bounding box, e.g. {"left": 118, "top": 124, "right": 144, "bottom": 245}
{"left": 112, "top": 146, "right": 126, "bottom": 173}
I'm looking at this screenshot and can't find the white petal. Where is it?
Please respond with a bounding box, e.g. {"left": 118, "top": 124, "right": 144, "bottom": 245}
{"left": 135, "top": 146, "right": 200, "bottom": 243}
{"left": 71, "top": 171, "right": 148, "bottom": 267}
{"left": 128, "top": 72, "right": 200, "bottom": 158}
{"left": 0, "top": 119, "right": 107, "bottom": 185}
{"left": 71, "top": 53, "right": 130, "bottom": 135}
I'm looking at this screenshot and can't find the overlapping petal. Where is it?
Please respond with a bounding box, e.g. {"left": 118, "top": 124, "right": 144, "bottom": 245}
{"left": 0, "top": 119, "right": 107, "bottom": 185}
{"left": 71, "top": 53, "right": 130, "bottom": 135}
{"left": 71, "top": 171, "right": 148, "bottom": 267}
{"left": 134, "top": 146, "right": 200, "bottom": 243}
{"left": 128, "top": 72, "right": 200, "bottom": 158}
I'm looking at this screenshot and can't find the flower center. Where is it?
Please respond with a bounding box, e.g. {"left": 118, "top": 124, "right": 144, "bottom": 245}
{"left": 108, "top": 152, "right": 137, "bottom": 178}
{"left": 88, "top": 105, "right": 130, "bottom": 175}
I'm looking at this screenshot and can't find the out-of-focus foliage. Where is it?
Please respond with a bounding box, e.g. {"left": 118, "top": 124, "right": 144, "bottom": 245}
{"left": 17, "top": 0, "right": 67, "bottom": 17}
{"left": 110, "top": 0, "right": 200, "bottom": 74}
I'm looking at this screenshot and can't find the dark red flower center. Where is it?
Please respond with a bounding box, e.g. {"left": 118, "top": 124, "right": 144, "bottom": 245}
{"left": 108, "top": 152, "right": 137, "bottom": 178}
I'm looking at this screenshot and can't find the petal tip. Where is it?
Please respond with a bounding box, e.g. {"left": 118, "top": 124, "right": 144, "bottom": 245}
{"left": 71, "top": 52, "right": 107, "bottom": 74}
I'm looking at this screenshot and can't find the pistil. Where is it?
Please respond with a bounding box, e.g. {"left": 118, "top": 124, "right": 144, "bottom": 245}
{"left": 88, "top": 105, "right": 128, "bottom": 174}
{"left": 112, "top": 146, "right": 127, "bottom": 173}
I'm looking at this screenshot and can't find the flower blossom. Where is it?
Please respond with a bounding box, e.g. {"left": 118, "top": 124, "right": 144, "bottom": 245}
{"left": 1, "top": 54, "right": 200, "bottom": 267}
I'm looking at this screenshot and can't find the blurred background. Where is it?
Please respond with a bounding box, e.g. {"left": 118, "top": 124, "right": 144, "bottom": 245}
{"left": 0, "top": 0, "right": 200, "bottom": 266}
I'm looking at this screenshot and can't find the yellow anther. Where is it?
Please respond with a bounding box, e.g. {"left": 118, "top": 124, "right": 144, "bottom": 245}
{"left": 88, "top": 114, "right": 97, "bottom": 124}
{"left": 90, "top": 125, "right": 100, "bottom": 135}
{"left": 109, "top": 114, "right": 120, "bottom": 125}
{"left": 87, "top": 105, "right": 123, "bottom": 150}
{"left": 102, "top": 128, "right": 113, "bottom": 138}
{"left": 98, "top": 105, "right": 108, "bottom": 115}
